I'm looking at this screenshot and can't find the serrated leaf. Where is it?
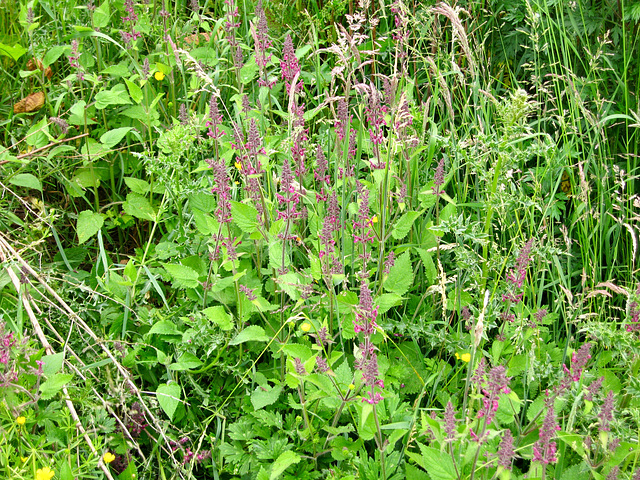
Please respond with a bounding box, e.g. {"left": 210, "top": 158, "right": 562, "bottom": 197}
{"left": 169, "top": 353, "right": 203, "bottom": 371}
{"left": 39, "top": 373, "right": 74, "bottom": 400}
{"left": 76, "top": 210, "right": 105, "bottom": 244}
{"left": 251, "top": 384, "right": 283, "bottom": 410}
{"left": 100, "top": 127, "right": 132, "bottom": 149}
{"left": 123, "top": 193, "right": 156, "bottom": 221}
{"left": 384, "top": 251, "right": 413, "bottom": 295}
{"left": 124, "top": 78, "right": 143, "bottom": 104}
{"left": 270, "top": 450, "right": 300, "bottom": 480}
{"left": 231, "top": 200, "right": 259, "bottom": 233}
{"left": 203, "top": 306, "right": 234, "bottom": 331}
{"left": 148, "top": 320, "right": 180, "bottom": 336}
{"left": 375, "top": 293, "right": 404, "bottom": 315}
{"left": 124, "top": 177, "right": 150, "bottom": 194}
{"left": 164, "top": 264, "right": 200, "bottom": 289}
{"left": 416, "top": 248, "right": 437, "bottom": 285}
{"left": 392, "top": 211, "right": 422, "bottom": 240}
{"left": 9, "top": 173, "right": 42, "bottom": 191}
{"left": 95, "top": 84, "right": 131, "bottom": 109}
{"left": 230, "top": 325, "right": 269, "bottom": 345}
{"left": 156, "top": 383, "right": 181, "bottom": 420}
{"left": 417, "top": 444, "right": 457, "bottom": 480}
{"left": 41, "top": 352, "right": 64, "bottom": 376}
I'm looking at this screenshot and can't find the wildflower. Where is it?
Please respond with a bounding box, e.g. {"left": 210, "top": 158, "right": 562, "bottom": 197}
{"left": 432, "top": 157, "right": 445, "bottom": 195}
{"left": 335, "top": 97, "right": 350, "bottom": 142}
{"left": 316, "top": 356, "right": 329, "bottom": 373}
{"left": 497, "top": 429, "right": 516, "bottom": 469}
{"left": 455, "top": 352, "right": 471, "bottom": 363}
{"left": 585, "top": 376, "right": 604, "bottom": 402}
{"left": 505, "top": 239, "right": 534, "bottom": 289}
{"left": 103, "top": 452, "right": 116, "bottom": 463}
{"left": 36, "top": 467, "right": 55, "bottom": 480}
{"left": 253, "top": 0, "right": 272, "bottom": 73}
{"left": 383, "top": 251, "right": 395, "bottom": 275}
{"left": 300, "top": 322, "right": 311, "bottom": 333}
{"left": 281, "top": 34, "right": 303, "bottom": 95}
{"left": 294, "top": 357, "right": 307, "bottom": 375}
{"left": 16, "top": 416, "right": 26, "bottom": 425}
{"left": 348, "top": 383, "right": 355, "bottom": 390}
{"left": 154, "top": 71, "right": 165, "bottom": 81}
{"left": 532, "top": 391, "right": 560, "bottom": 465}
{"left": 477, "top": 365, "right": 510, "bottom": 425}
{"left": 50, "top": 117, "right": 69, "bottom": 135}
{"left": 599, "top": 390, "right": 615, "bottom": 432}
{"left": 444, "top": 401, "right": 457, "bottom": 442}
{"left": 121, "top": 0, "right": 142, "bottom": 45}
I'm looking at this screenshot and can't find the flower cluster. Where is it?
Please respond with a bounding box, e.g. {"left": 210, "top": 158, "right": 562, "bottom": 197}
{"left": 281, "top": 34, "right": 303, "bottom": 95}
{"left": 476, "top": 365, "right": 511, "bottom": 425}
{"left": 121, "top": 0, "right": 142, "bottom": 46}
{"left": 626, "top": 284, "right": 640, "bottom": 332}
{"left": 365, "top": 85, "right": 388, "bottom": 169}
{"left": 224, "top": 0, "right": 243, "bottom": 72}
{"left": 354, "top": 281, "right": 383, "bottom": 405}
{"left": 68, "top": 40, "right": 84, "bottom": 81}
{"left": 206, "top": 95, "right": 224, "bottom": 140}
{"left": 532, "top": 391, "right": 560, "bottom": 464}
{"left": 318, "top": 191, "right": 342, "bottom": 275}
{"left": 206, "top": 157, "right": 237, "bottom": 262}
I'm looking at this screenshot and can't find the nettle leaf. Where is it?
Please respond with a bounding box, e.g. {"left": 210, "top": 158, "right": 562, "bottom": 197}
{"left": 417, "top": 444, "right": 457, "bottom": 480}
{"left": 231, "top": 200, "right": 259, "bottom": 234}
{"left": 251, "top": 383, "right": 283, "bottom": 411}
{"left": 100, "top": 127, "right": 132, "bottom": 149}
{"left": 76, "top": 210, "right": 104, "bottom": 244}
{"left": 270, "top": 450, "right": 300, "bottom": 480}
{"left": 230, "top": 325, "right": 269, "bottom": 345}
{"left": 41, "top": 352, "right": 64, "bottom": 376}
{"left": 170, "top": 353, "right": 203, "bottom": 371}
{"left": 416, "top": 248, "right": 437, "bottom": 285}
{"left": 156, "top": 383, "right": 181, "bottom": 421}
{"left": 375, "top": 293, "right": 404, "bottom": 315}
{"left": 95, "top": 83, "right": 131, "bottom": 109}
{"left": 148, "top": 320, "right": 181, "bottom": 336}
{"left": 39, "top": 373, "right": 74, "bottom": 400}
{"left": 123, "top": 193, "right": 156, "bottom": 221}
{"left": 9, "top": 173, "right": 42, "bottom": 191}
{"left": 384, "top": 251, "right": 413, "bottom": 296}
{"left": 164, "top": 264, "right": 201, "bottom": 289}
{"left": 203, "top": 306, "right": 234, "bottom": 331}
{"left": 392, "top": 210, "right": 422, "bottom": 240}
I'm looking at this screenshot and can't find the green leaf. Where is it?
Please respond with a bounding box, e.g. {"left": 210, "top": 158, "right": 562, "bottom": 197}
{"left": 417, "top": 444, "right": 457, "bottom": 480}
{"left": 77, "top": 210, "right": 105, "bottom": 244}
{"left": 416, "top": 248, "right": 436, "bottom": 285}
{"left": 100, "top": 127, "right": 132, "bottom": 149}
{"left": 93, "top": 0, "right": 111, "bottom": 28}
{"left": 239, "top": 61, "right": 259, "bottom": 85}
{"left": 123, "top": 193, "right": 156, "bottom": 221}
{"left": 251, "top": 383, "right": 283, "bottom": 410}
{"left": 148, "top": 320, "right": 180, "bottom": 336}
{"left": 384, "top": 251, "right": 413, "bottom": 295}
{"left": 392, "top": 211, "right": 422, "bottom": 240}
{"left": 270, "top": 450, "right": 301, "bottom": 480}
{"left": 231, "top": 201, "right": 259, "bottom": 233}
{"left": 95, "top": 84, "right": 131, "bottom": 109}
{"left": 230, "top": 325, "right": 269, "bottom": 345}
{"left": 156, "top": 383, "right": 181, "bottom": 421}
{"left": 41, "top": 352, "right": 65, "bottom": 376}
{"left": 124, "top": 177, "right": 150, "bottom": 195}
{"left": 43, "top": 46, "right": 67, "bottom": 67}
{"left": 39, "top": 373, "right": 74, "bottom": 400}
{"left": 0, "top": 43, "right": 28, "bottom": 61}
{"left": 375, "top": 293, "right": 404, "bottom": 315}
{"left": 202, "top": 306, "right": 234, "bottom": 331}
{"left": 124, "top": 78, "right": 143, "bottom": 104}
{"left": 170, "top": 353, "right": 204, "bottom": 371}
{"left": 164, "top": 264, "right": 200, "bottom": 289}
{"left": 9, "top": 173, "right": 42, "bottom": 191}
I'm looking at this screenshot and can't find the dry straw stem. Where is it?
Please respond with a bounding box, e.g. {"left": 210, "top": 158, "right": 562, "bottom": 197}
{"left": 0, "top": 240, "right": 116, "bottom": 480}
{"left": 431, "top": 2, "right": 476, "bottom": 76}
{"left": 0, "top": 232, "right": 187, "bottom": 478}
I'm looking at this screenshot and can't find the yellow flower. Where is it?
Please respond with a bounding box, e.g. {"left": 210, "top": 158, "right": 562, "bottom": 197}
{"left": 348, "top": 383, "right": 355, "bottom": 390}
{"left": 103, "top": 452, "right": 116, "bottom": 464}
{"left": 16, "top": 416, "right": 26, "bottom": 425}
{"left": 234, "top": 161, "right": 242, "bottom": 170}
{"left": 154, "top": 70, "right": 165, "bottom": 81}
{"left": 455, "top": 352, "right": 471, "bottom": 363}
{"left": 36, "top": 467, "right": 55, "bottom": 480}
{"left": 371, "top": 215, "right": 378, "bottom": 223}
{"left": 300, "top": 322, "right": 311, "bottom": 333}
{"left": 21, "top": 457, "right": 28, "bottom": 463}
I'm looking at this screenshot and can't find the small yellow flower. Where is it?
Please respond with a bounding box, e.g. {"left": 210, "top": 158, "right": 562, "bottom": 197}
{"left": 36, "top": 467, "right": 55, "bottom": 480}
{"left": 455, "top": 352, "right": 471, "bottom": 363}
{"left": 16, "top": 416, "right": 26, "bottom": 425}
{"left": 371, "top": 215, "right": 378, "bottom": 223}
{"left": 348, "top": 383, "right": 355, "bottom": 390}
{"left": 21, "top": 457, "right": 28, "bottom": 463}
{"left": 103, "top": 452, "right": 116, "bottom": 464}
{"left": 234, "top": 161, "right": 242, "bottom": 170}
{"left": 300, "top": 322, "right": 311, "bottom": 333}
{"left": 154, "top": 70, "right": 165, "bottom": 81}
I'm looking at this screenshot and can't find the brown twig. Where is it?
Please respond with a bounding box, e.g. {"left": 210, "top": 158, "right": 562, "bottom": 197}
{"left": 0, "top": 133, "right": 89, "bottom": 165}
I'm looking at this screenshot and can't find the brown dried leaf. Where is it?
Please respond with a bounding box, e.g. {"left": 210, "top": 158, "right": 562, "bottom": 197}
{"left": 14, "top": 91, "right": 46, "bottom": 114}
{"left": 183, "top": 32, "right": 210, "bottom": 46}
{"left": 26, "top": 58, "right": 53, "bottom": 79}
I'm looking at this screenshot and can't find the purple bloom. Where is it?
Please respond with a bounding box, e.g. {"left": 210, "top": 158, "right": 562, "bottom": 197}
{"left": 335, "top": 97, "right": 350, "bottom": 142}
{"left": 585, "top": 376, "right": 604, "bottom": 402}
{"left": 532, "top": 392, "right": 560, "bottom": 465}
{"left": 444, "top": 401, "right": 457, "bottom": 442}
{"left": 281, "top": 34, "right": 303, "bottom": 95}
{"left": 294, "top": 357, "right": 307, "bottom": 375}
{"left": 383, "top": 251, "right": 395, "bottom": 275}
{"left": 239, "top": 285, "right": 257, "bottom": 301}
{"left": 432, "top": 158, "right": 445, "bottom": 195}
{"left": 477, "top": 365, "right": 510, "bottom": 425}
{"left": 206, "top": 95, "right": 224, "bottom": 140}
{"left": 599, "top": 390, "right": 615, "bottom": 432}
{"left": 497, "top": 429, "right": 515, "bottom": 469}
{"left": 316, "top": 356, "right": 329, "bottom": 373}
{"left": 253, "top": 1, "right": 272, "bottom": 70}
{"left": 506, "top": 239, "right": 534, "bottom": 289}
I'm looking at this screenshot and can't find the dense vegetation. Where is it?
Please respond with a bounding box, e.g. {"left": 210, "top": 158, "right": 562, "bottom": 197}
{"left": 1, "top": 0, "right": 639, "bottom": 479}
